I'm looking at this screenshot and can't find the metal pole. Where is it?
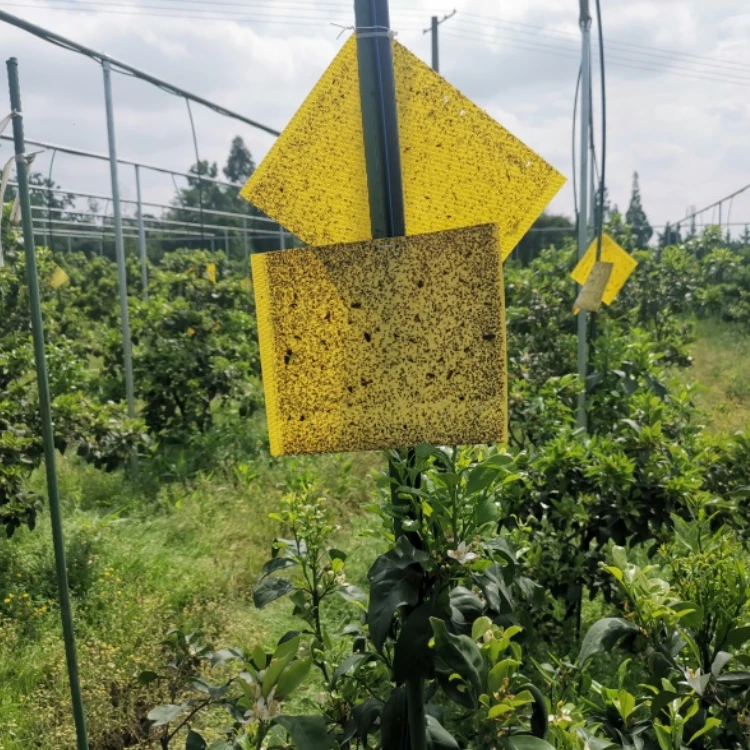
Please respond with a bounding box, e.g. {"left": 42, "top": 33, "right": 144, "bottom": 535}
{"left": 102, "top": 61, "right": 138, "bottom": 444}
{"left": 279, "top": 225, "right": 286, "bottom": 250}
{"left": 431, "top": 16, "right": 439, "bottom": 73}
{"left": 224, "top": 228, "right": 229, "bottom": 256}
{"left": 6, "top": 57, "right": 90, "bottom": 750}
{"left": 134, "top": 165, "right": 148, "bottom": 300}
{"left": 67, "top": 235, "right": 72, "bottom": 253}
{"left": 243, "top": 216, "right": 249, "bottom": 268}
{"left": 577, "top": 1, "right": 592, "bottom": 430}
{"left": 354, "top": 2, "right": 426, "bottom": 748}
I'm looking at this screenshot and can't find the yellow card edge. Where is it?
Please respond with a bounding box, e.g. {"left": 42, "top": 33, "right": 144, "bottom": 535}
{"left": 251, "top": 253, "right": 283, "bottom": 456}
{"left": 492, "top": 223, "right": 510, "bottom": 445}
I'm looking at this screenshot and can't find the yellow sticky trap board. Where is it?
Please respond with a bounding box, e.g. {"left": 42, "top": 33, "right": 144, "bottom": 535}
{"left": 49, "top": 266, "right": 69, "bottom": 289}
{"left": 571, "top": 234, "right": 638, "bottom": 306}
{"left": 574, "top": 261, "right": 614, "bottom": 313}
{"left": 241, "top": 36, "right": 565, "bottom": 261}
{"left": 206, "top": 263, "right": 217, "bottom": 284}
{"left": 252, "top": 223, "right": 507, "bottom": 456}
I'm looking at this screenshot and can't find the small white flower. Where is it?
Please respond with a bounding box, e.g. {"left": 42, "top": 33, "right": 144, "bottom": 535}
{"left": 483, "top": 629, "right": 494, "bottom": 644}
{"left": 335, "top": 573, "right": 347, "bottom": 586}
{"left": 447, "top": 542, "right": 478, "bottom": 565}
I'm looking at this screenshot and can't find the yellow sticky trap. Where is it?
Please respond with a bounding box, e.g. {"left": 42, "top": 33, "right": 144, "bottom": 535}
{"left": 571, "top": 234, "right": 638, "bottom": 306}
{"left": 252, "top": 224, "right": 507, "bottom": 456}
{"left": 574, "top": 261, "right": 613, "bottom": 313}
{"left": 206, "top": 263, "right": 217, "bottom": 284}
{"left": 49, "top": 266, "right": 69, "bottom": 289}
{"left": 241, "top": 37, "right": 565, "bottom": 261}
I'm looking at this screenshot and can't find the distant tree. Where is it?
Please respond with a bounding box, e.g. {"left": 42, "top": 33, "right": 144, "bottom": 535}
{"left": 223, "top": 136, "right": 256, "bottom": 185}
{"left": 625, "top": 171, "right": 653, "bottom": 248}
{"left": 741, "top": 225, "right": 750, "bottom": 249}
{"left": 658, "top": 222, "right": 682, "bottom": 248}
{"left": 515, "top": 213, "right": 575, "bottom": 264}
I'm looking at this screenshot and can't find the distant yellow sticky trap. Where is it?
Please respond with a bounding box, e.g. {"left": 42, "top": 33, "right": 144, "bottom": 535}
{"left": 571, "top": 235, "right": 637, "bottom": 306}
{"left": 252, "top": 224, "right": 507, "bottom": 456}
{"left": 206, "top": 263, "right": 217, "bottom": 284}
{"left": 574, "top": 261, "right": 614, "bottom": 313}
{"left": 49, "top": 266, "right": 69, "bottom": 289}
{"left": 241, "top": 37, "right": 565, "bottom": 261}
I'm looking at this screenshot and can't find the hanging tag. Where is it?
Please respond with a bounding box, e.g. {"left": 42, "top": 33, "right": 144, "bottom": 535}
{"left": 574, "top": 261, "right": 614, "bottom": 313}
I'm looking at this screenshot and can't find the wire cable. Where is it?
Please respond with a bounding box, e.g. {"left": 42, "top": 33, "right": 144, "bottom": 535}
{"left": 594, "top": 0, "right": 606, "bottom": 262}
{"left": 184, "top": 98, "right": 205, "bottom": 245}
{"left": 572, "top": 64, "right": 580, "bottom": 222}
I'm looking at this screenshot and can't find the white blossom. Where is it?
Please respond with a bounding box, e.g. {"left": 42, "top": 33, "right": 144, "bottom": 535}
{"left": 447, "top": 542, "right": 478, "bottom": 565}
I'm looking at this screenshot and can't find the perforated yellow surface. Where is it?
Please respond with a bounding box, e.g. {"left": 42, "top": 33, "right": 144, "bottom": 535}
{"left": 241, "top": 36, "right": 565, "bottom": 260}
{"left": 252, "top": 224, "right": 507, "bottom": 456}
{"left": 571, "top": 234, "right": 638, "bottom": 306}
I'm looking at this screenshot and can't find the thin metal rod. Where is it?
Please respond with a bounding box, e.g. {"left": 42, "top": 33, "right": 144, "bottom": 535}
{"left": 7, "top": 56, "right": 90, "bottom": 750}
{"left": 576, "top": 12, "right": 592, "bottom": 430}
{"left": 15, "top": 180, "right": 277, "bottom": 223}
{"left": 243, "top": 216, "right": 249, "bottom": 269}
{"left": 1, "top": 134, "right": 243, "bottom": 190}
{"left": 102, "top": 61, "right": 137, "bottom": 439}
{"left": 0, "top": 9, "right": 280, "bottom": 136}
{"left": 134, "top": 165, "right": 148, "bottom": 299}
{"left": 32, "top": 214, "right": 211, "bottom": 237}
{"left": 279, "top": 223, "right": 286, "bottom": 250}
{"left": 431, "top": 16, "right": 439, "bottom": 72}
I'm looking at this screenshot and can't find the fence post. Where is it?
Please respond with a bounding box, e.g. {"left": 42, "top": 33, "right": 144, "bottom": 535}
{"left": 6, "top": 56, "right": 90, "bottom": 750}
{"left": 576, "top": 1, "right": 592, "bottom": 430}
{"left": 101, "top": 61, "right": 138, "bottom": 455}
{"left": 134, "top": 164, "right": 148, "bottom": 300}
{"left": 353, "top": 2, "right": 427, "bottom": 748}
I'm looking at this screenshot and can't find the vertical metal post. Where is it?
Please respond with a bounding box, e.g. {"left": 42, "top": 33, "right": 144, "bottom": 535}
{"left": 210, "top": 236, "right": 215, "bottom": 252}
{"left": 354, "top": 2, "right": 426, "bottom": 748}
{"left": 431, "top": 15, "right": 439, "bottom": 73}
{"left": 134, "top": 165, "right": 148, "bottom": 300}
{"left": 7, "top": 57, "right": 90, "bottom": 750}
{"left": 577, "top": 2, "right": 592, "bottom": 430}
{"left": 224, "top": 228, "right": 229, "bottom": 256}
{"left": 102, "top": 61, "right": 138, "bottom": 442}
{"left": 67, "top": 234, "right": 72, "bottom": 253}
{"left": 242, "top": 216, "right": 249, "bottom": 268}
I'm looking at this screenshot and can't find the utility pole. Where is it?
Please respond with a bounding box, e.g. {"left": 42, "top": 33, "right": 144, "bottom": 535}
{"left": 423, "top": 10, "right": 456, "bottom": 73}
{"left": 576, "top": 0, "right": 592, "bottom": 430}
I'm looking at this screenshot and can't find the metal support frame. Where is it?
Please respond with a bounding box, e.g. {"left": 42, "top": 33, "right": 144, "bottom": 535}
{"left": 135, "top": 165, "right": 148, "bottom": 299}
{"left": 576, "top": 2, "right": 592, "bottom": 430}
{"left": 7, "top": 56, "right": 90, "bottom": 750}
{"left": 102, "top": 61, "right": 137, "bottom": 450}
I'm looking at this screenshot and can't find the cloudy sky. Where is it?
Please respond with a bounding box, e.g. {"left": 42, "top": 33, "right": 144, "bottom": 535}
{"left": 1, "top": 0, "right": 750, "bottom": 235}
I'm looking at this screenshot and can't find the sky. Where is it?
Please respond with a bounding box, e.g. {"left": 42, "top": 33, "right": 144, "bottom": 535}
{"left": 1, "top": 0, "right": 750, "bottom": 235}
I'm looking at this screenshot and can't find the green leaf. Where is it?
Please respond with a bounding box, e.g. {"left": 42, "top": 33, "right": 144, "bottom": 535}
{"left": 262, "top": 650, "right": 296, "bottom": 697}
{"left": 380, "top": 686, "right": 407, "bottom": 750}
{"left": 616, "top": 689, "right": 636, "bottom": 721}
{"left": 654, "top": 724, "right": 672, "bottom": 750}
{"left": 253, "top": 577, "right": 293, "bottom": 609}
{"left": 519, "top": 683, "right": 549, "bottom": 739}
{"left": 726, "top": 625, "right": 750, "bottom": 649}
{"left": 431, "top": 618, "right": 486, "bottom": 708}
{"left": 252, "top": 644, "right": 267, "bottom": 670}
{"left": 394, "top": 603, "right": 439, "bottom": 684}
{"left": 328, "top": 548, "right": 347, "bottom": 562}
{"left": 449, "top": 586, "right": 484, "bottom": 627}
{"left": 257, "top": 557, "right": 297, "bottom": 582}
{"left": 504, "top": 736, "right": 557, "bottom": 750}
{"left": 488, "top": 659, "right": 521, "bottom": 693}
{"left": 148, "top": 704, "right": 186, "bottom": 727}
{"left": 716, "top": 670, "right": 750, "bottom": 687}
{"left": 274, "top": 634, "right": 301, "bottom": 660}
{"left": 276, "top": 657, "right": 312, "bottom": 698}
{"left": 426, "top": 715, "right": 460, "bottom": 749}
{"left": 274, "top": 715, "right": 334, "bottom": 750}
{"left": 712, "top": 650, "right": 732, "bottom": 677}
{"left": 185, "top": 729, "right": 207, "bottom": 750}
{"left": 688, "top": 717, "right": 721, "bottom": 744}
{"left": 367, "top": 538, "right": 427, "bottom": 651}
{"left": 471, "top": 616, "right": 493, "bottom": 642}
{"left": 138, "top": 670, "right": 160, "bottom": 685}
{"left": 337, "top": 584, "right": 367, "bottom": 603}
{"left": 476, "top": 496, "right": 500, "bottom": 525}
{"left": 330, "top": 653, "right": 374, "bottom": 690}
{"left": 577, "top": 618, "right": 639, "bottom": 666}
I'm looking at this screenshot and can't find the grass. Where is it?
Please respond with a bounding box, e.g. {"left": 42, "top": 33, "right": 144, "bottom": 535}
{"left": 0, "top": 414, "right": 384, "bottom": 749}
{"left": 677, "top": 318, "right": 750, "bottom": 434}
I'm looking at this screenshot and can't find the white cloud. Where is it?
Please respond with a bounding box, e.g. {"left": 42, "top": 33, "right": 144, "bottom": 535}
{"left": 0, "top": 0, "right": 749, "bottom": 233}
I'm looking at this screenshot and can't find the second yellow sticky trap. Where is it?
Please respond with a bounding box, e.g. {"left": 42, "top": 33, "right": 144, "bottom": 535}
{"left": 252, "top": 224, "right": 508, "bottom": 456}
{"left": 571, "top": 234, "right": 637, "bottom": 306}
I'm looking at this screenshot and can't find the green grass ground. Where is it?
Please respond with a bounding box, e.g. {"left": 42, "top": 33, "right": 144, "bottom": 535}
{"left": 678, "top": 318, "right": 750, "bottom": 434}
{"left": 0, "top": 417, "right": 384, "bottom": 749}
